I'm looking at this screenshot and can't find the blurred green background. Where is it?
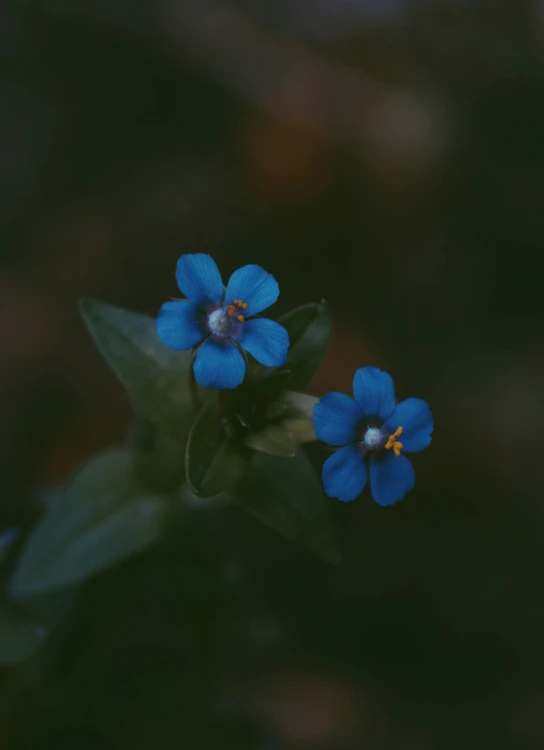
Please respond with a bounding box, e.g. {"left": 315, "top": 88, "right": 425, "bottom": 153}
{"left": 1, "top": 1, "right": 544, "bottom": 747}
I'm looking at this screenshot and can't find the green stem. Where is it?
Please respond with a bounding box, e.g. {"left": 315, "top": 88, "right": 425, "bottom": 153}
{"left": 188, "top": 365, "right": 201, "bottom": 413}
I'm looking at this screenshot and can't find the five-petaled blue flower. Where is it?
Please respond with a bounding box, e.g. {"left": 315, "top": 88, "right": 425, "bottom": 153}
{"left": 156, "top": 254, "right": 289, "bottom": 390}
{"left": 313, "top": 367, "right": 433, "bottom": 506}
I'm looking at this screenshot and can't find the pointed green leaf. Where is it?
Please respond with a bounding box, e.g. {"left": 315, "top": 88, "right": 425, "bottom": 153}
{"left": 277, "top": 301, "right": 333, "bottom": 390}
{"left": 9, "top": 449, "right": 168, "bottom": 597}
{"left": 238, "top": 451, "right": 341, "bottom": 565}
{"left": 186, "top": 400, "right": 253, "bottom": 498}
{"left": 79, "top": 298, "right": 200, "bottom": 436}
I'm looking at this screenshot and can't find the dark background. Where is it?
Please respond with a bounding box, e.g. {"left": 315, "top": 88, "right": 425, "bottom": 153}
{"left": 1, "top": 1, "right": 544, "bottom": 747}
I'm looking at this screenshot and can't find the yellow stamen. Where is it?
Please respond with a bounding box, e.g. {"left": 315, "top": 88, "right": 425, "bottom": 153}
{"left": 385, "top": 426, "right": 404, "bottom": 456}
{"left": 228, "top": 299, "right": 249, "bottom": 316}
{"left": 237, "top": 314, "right": 245, "bottom": 322}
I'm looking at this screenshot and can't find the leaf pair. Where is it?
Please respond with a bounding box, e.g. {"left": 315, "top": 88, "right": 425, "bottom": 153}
{"left": 80, "top": 297, "right": 340, "bottom": 558}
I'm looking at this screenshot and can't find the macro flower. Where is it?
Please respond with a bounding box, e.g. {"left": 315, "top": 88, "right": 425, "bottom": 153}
{"left": 156, "top": 254, "right": 289, "bottom": 389}
{"left": 313, "top": 367, "right": 433, "bottom": 506}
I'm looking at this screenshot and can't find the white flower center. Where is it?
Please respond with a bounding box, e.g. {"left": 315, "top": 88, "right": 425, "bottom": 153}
{"left": 207, "top": 308, "right": 231, "bottom": 336}
{"left": 363, "top": 427, "right": 383, "bottom": 450}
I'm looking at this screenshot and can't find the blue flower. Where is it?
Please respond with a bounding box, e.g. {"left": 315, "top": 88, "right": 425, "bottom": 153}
{"left": 156, "top": 254, "right": 289, "bottom": 389}
{"left": 313, "top": 367, "right": 433, "bottom": 506}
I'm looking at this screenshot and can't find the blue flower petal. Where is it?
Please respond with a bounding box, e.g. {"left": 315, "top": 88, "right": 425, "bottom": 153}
{"left": 352, "top": 366, "right": 396, "bottom": 422}
{"left": 240, "top": 318, "right": 289, "bottom": 367}
{"left": 193, "top": 339, "right": 246, "bottom": 389}
{"left": 176, "top": 254, "right": 224, "bottom": 307}
{"left": 370, "top": 452, "right": 415, "bottom": 506}
{"left": 156, "top": 300, "right": 205, "bottom": 350}
{"left": 384, "top": 398, "right": 433, "bottom": 453}
{"left": 313, "top": 392, "right": 363, "bottom": 446}
{"left": 322, "top": 445, "right": 368, "bottom": 502}
{"left": 225, "top": 264, "right": 279, "bottom": 317}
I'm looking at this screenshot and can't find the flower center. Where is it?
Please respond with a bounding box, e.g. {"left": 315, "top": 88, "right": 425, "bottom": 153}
{"left": 207, "top": 308, "right": 232, "bottom": 336}
{"left": 360, "top": 425, "right": 404, "bottom": 456}
{"left": 385, "top": 426, "right": 404, "bottom": 457}
{"left": 363, "top": 426, "right": 385, "bottom": 451}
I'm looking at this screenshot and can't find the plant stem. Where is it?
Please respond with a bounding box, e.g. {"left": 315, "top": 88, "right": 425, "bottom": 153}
{"left": 188, "top": 365, "right": 201, "bottom": 413}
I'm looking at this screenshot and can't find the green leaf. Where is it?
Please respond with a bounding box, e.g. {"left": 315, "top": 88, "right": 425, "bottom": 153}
{"left": 79, "top": 298, "right": 200, "bottom": 436}
{"left": 281, "top": 391, "right": 319, "bottom": 418}
{"left": 0, "top": 601, "right": 47, "bottom": 665}
{"left": 277, "top": 301, "right": 333, "bottom": 391}
{"left": 244, "top": 391, "right": 318, "bottom": 457}
{"left": 245, "top": 426, "right": 297, "bottom": 457}
{"left": 186, "top": 400, "right": 253, "bottom": 498}
{"left": 238, "top": 451, "right": 341, "bottom": 565}
{"left": 9, "top": 449, "right": 168, "bottom": 597}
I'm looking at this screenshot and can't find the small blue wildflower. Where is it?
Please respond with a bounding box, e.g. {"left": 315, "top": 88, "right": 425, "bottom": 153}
{"left": 157, "top": 254, "right": 289, "bottom": 389}
{"left": 313, "top": 366, "right": 433, "bottom": 506}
